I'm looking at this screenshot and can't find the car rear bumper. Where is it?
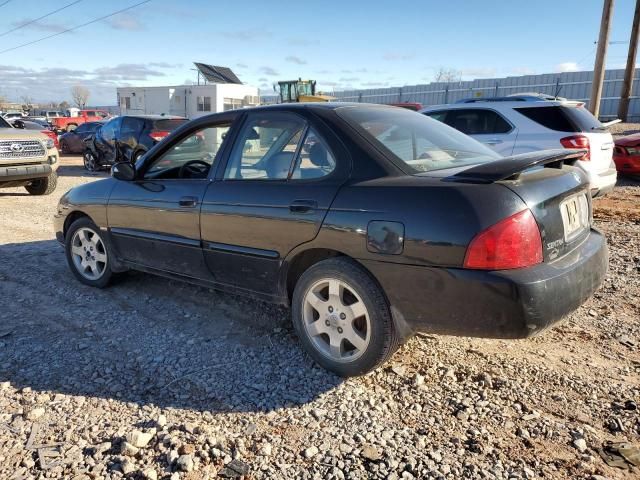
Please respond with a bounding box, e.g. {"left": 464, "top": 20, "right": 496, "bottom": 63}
{"left": 360, "top": 229, "right": 608, "bottom": 339}
{"left": 613, "top": 153, "right": 640, "bottom": 175}
{"left": 586, "top": 165, "right": 617, "bottom": 197}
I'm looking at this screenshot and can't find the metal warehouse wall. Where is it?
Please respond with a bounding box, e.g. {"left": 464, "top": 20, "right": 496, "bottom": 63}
{"left": 329, "top": 68, "right": 640, "bottom": 121}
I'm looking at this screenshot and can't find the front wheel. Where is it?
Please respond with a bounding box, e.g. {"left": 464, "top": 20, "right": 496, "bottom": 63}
{"left": 291, "top": 257, "right": 399, "bottom": 377}
{"left": 25, "top": 172, "right": 57, "bottom": 195}
{"left": 83, "top": 150, "right": 100, "bottom": 171}
{"left": 65, "top": 218, "right": 113, "bottom": 288}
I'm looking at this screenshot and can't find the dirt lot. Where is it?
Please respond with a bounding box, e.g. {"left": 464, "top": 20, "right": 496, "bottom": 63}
{"left": 0, "top": 155, "right": 639, "bottom": 480}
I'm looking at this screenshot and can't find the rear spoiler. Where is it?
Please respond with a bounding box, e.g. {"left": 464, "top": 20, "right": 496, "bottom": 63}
{"left": 450, "top": 149, "right": 585, "bottom": 184}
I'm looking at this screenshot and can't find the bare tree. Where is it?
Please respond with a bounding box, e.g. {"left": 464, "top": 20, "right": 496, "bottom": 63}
{"left": 433, "top": 67, "right": 461, "bottom": 83}
{"left": 20, "top": 95, "right": 34, "bottom": 113}
{"left": 58, "top": 100, "right": 71, "bottom": 111}
{"left": 70, "top": 86, "right": 90, "bottom": 108}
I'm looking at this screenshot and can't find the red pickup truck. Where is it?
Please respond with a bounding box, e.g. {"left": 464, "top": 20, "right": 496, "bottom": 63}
{"left": 51, "top": 110, "right": 110, "bottom": 133}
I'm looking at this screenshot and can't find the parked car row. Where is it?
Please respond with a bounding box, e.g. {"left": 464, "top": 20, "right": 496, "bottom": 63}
{"left": 54, "top": 102, "right": 608, "bottom": 376}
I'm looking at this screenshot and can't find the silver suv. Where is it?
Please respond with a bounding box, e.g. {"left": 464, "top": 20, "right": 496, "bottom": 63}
{"left": 421, "top": 94, "right": 617, "bottom": 197}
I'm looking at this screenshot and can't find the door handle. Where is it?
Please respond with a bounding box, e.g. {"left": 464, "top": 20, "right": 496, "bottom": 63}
{"left": 483, "top": 138, "right": 503, "bottom": 145}
{"left": 289, "top": 199, "right": 317, "bottom": 213}
{"left": 179, "top": 196, "right": 198, "bottom": 208}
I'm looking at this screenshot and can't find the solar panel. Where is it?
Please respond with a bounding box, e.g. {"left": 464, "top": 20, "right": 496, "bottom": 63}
{"left": 194, "top": 63, "right": 242, "bottom": 84}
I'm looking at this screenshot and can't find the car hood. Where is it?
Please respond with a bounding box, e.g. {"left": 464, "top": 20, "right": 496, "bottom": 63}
{"left": 64, "top": 177, "right": 116, "bottom": 205}
{"left": 0, "top": 127, "right": 48, "bottom": 140}
{"left": 614, "top": 132, "right": 640, "bottom": 147}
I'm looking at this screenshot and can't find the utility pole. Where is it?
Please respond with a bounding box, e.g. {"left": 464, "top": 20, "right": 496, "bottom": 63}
{"left": 618, "top": 0, "right": 640, "bottom": 121}
{"left": 590, "top": 0, "right": 615, "bottom": 118}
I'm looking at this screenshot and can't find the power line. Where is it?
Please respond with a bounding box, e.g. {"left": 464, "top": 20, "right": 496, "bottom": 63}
{"left": 0, "top": 1, "right": 11, "bottom": 8}
{"left": 0, "top": 0, "right": 84, "bottom": 39}
{"left": 0, "top": 0, "right": 152, "bottom": 55}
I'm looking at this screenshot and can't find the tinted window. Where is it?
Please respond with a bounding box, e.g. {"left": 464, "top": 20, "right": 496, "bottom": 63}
{"left": 152, "top": 118, "right": 188, "bottom": 131}
{"left": 224, "top": 113, "right": 305, "bottom": 180}
{"left": 561, "top": 105, "right": 604, "bottom": 131}
{"left": 144, "top": 124, "right": 231, "bottom": 179}
{"left": 515, "top": 106, "right": 575, "bottom": 132}
{"left": 291, "top": 128, "right": 336, "bottom": 179}
{"left": 424, "top": 111, "right": 447, "bottom": 122}
{"left": 337, "top": 106, "right": 499, "bottom": 173}
{"left": 100, "top": 118, "right": 120, "bottom": 141}
{"left": 0, "top": 117, "right": 11, "bottom": 128}
{"left": 121, "top": 117, "right": 145, "bottom": 137}
{"left": 444, "top": 109, "right": 512, "bottom": 134}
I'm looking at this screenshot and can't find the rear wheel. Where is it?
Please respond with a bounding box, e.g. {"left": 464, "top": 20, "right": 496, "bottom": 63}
{"left": 65, "top": 218, "right": 113, "bottom": 288}
{"left": 83, "top": 150, "right": 99, "bottom": 171}
{"left": 291, "top": 257, "right": 399, "bottom": 377}
{"left": 132, "top": 150, "right": 144, "bottom": 163}
{"left": 25, "top": 172, "right": 57, "bottom": 195}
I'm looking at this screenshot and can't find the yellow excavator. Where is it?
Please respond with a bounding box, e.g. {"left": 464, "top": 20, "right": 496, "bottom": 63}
{"left": 275, "top": 79, "right": 333, "bottom": 103}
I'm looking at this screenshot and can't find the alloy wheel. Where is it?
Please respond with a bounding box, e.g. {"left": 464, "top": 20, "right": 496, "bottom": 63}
{"left": 70, "top": 227, "right": 108, "bottom": 280}
{"left": 83, "top": 152, "right": 97, "bottom": 171}
{"left": 302, "top": 278, "right": 371, "bottom": 362}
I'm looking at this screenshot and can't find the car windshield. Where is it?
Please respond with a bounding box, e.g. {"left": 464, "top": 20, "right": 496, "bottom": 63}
{"left": 337, "top": 106, "right": 500, "bottom": 173}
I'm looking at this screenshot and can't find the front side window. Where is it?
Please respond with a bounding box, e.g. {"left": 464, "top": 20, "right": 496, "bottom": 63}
{"left": 424, "top": 111, "right": 447, "bottom": 122}
{"left": 197, "top": 96, "right": 211, "bottom": 112}
{"left": 144, "top": 123, "right": 231, "bottom": 180}
{"left": 224, "top": 113, "right": 305, "bottom": 180}
{"left": 121, "top": 117, "right": 145, "bottom": 137}
{"left": 338, "top": 106, "right": 500, "bottom": 173}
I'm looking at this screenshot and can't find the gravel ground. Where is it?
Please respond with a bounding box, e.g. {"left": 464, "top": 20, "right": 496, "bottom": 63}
{"left": 0, "top": 154, "right": 639, "bottom": 480}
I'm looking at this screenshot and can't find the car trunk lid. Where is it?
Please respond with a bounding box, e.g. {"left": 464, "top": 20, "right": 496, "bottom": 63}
{"left": 424, "top": 149, "right": 592, "bottom": 263}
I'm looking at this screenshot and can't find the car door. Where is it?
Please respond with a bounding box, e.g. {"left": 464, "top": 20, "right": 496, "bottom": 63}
{"left": 107, "top": 117, "right": 234, "bottom": 278}
{"left": 119, "top": 117, "right": 145, "bottom": 161}
{"left": 96, "top": 117, "right": 121, "bottom": 164}
{"left": 200, "top": 110, "right": 349, "bottom": 297}
{"left": 444, "top": 108, "right": 517, "bottom": 155}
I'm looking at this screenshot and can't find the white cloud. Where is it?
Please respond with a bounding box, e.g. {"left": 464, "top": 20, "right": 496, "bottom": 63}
{"left": 285, "top": 56, "right": 307, "bottom": 65}
{"left": 555, "top": 62, "right": 580, "bottom": 73}
{"left": 105, "top": 14, "right": 144, "bottom": 31}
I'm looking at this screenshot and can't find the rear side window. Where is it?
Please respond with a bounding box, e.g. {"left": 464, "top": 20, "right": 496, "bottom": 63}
{"left": 338, "top": 106, "right": 499, "bottom": 173}
{"left": 443, "top": 109, "right": 512, "bottom": 135}
{"left": 153, "top": 119, "right": 189, "bottom": 131}
{"left": 515, "top": 106, "right": 576, "bottom": 132}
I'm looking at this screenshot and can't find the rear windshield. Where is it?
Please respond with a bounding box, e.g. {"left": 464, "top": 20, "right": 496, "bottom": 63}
{"left": 153, "top": 119, "right": 188, "bottom": 131}
{"left": 337, "top": 106, "right": 500, "bottom": 173}
{"left": 515, "top": 105, "right": 603, "bottom": 132}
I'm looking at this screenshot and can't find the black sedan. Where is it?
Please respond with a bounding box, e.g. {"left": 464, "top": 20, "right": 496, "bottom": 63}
{"left": 54, "top": 103, "right": 608, "bottom": 376}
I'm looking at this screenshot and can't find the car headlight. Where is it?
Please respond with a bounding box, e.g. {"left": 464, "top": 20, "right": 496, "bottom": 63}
{"left": 43, "top": 138, "right": 55, "bottom": 149}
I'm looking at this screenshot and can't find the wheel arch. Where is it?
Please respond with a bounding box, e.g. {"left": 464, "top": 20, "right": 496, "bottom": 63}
{"left": 63, "top": 211, "right": 91, "bottom": 238}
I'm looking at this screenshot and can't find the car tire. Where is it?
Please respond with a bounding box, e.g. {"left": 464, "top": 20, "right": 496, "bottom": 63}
{"left": 65, "top": 217, "right": 113, "bottom": 288}
{"left": 291, "top": 257, "right": 399, "bottom": 377}
{"left": 83, "top": 150, "right": 100, "bottom": 171}
{"left": 25, "top": 172, "right": 57, "bottom": 195}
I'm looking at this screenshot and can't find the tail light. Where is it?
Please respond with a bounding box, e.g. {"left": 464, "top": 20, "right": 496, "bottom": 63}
{"left": 464, "top": 209, "right": 543, "bottom": 270}
{"left": 149, "top": 130, "right": 170, "bottom": 142}
{"left": 560, "top": 135, "right": 590, "bottom": 160}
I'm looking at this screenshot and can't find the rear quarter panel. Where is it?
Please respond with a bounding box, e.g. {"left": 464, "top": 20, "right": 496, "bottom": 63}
{"left": 295, "top": 176, "right": 528, "bottom": 268}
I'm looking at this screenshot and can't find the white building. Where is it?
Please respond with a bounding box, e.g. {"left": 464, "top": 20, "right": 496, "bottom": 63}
{"left": 117, "top": 63, "right": 259, "bottom": 119}
{"left": 117, "top": 83, "right": 260, "bottom": 119}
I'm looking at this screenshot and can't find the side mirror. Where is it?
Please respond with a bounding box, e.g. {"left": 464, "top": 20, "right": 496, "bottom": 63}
{"left": 111, "top": 162, "right": 136, "bottom": 181}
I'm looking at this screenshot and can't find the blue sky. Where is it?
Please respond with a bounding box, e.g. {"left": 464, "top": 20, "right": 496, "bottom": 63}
{"left": 0, "top": 0, "right": 639, "bottom": 104}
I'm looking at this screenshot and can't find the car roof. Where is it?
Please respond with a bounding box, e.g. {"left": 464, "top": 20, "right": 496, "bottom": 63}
{"left": 421, "top": 99, "right": 583, "bottom": 112}
{"left": 118, "top": 114, "right": 187, "bottom": 120}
